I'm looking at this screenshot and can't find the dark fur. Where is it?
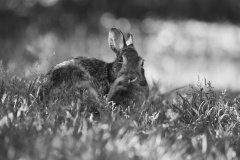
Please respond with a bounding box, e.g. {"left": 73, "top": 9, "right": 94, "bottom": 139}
{"left": 40, "top": 28, "right": 149, "bottom": 107}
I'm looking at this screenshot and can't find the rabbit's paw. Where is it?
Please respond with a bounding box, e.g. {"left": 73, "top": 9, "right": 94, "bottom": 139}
{"left": 112, "top": 75, "right": 130, "bottom": 89}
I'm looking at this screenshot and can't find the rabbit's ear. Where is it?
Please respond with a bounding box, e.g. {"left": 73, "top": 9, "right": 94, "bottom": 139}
{"left": 108, "top": 28, "right": 126, "bottom": 53}
{"left": 126, "top": 33, "right": 134, "bottom": 47}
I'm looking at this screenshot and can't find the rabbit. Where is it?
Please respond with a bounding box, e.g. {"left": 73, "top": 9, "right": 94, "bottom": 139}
{"left": 40, "top": 28, "right": 149, "bottom": 107}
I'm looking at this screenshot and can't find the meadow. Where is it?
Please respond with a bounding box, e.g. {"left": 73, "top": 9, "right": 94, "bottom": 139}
{"left": 0, "top": 66, "right": 240, "bottom": 160}
{"left": 0, "top": 19, "right": 240, "bottom": 160}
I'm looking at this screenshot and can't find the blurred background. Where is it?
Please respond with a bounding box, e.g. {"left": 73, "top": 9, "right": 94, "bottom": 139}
{"left": 0, "top": 0, "right": 240, "bottom": 93}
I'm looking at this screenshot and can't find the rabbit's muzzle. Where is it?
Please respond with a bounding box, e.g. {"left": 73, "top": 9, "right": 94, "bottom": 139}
{"left": 117, "top": 72, "right": 140, "bottom": 86}
{"left": 117, "top": 65, "right": 146, "bottom": 87}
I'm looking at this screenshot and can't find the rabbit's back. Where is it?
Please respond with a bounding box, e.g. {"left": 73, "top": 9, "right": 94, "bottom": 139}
{"left": 41, "top": 57, "right": 110, "bottom": 98}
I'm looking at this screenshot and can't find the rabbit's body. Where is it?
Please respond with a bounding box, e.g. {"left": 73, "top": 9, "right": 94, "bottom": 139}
{"left": 40, "top": 28, "right": 149, "bottom": 107}
{"left": 44, "top": 57, "right": 110, "bottom": 96}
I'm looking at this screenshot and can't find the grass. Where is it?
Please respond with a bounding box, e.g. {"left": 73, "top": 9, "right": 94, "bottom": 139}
{"left": 0, "top": 68, "right": 240, "bottom": 160}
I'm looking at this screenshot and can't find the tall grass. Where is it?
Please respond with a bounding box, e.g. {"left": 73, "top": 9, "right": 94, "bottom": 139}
{"left": 0, "top": 68, "right": 239, "bottom": 160}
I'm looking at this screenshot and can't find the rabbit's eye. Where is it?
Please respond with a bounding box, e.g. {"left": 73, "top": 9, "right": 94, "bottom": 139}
{"left": 118, "top": 56, "right": 123, "bottom": 63}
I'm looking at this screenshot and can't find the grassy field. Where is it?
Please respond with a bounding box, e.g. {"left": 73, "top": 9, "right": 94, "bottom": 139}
{"left": 0, "top": 68, "right": 240, "bottom": 160}
{"left": 0, "top": 19, "right": 240, "bottom": 160}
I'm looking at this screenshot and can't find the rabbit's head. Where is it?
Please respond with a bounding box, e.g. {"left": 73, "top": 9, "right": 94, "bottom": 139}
{"left": 108, "top": 28, "right": 147, "bottom": 87}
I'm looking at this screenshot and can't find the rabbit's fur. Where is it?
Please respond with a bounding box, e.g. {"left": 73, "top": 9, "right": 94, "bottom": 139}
{"left": 40, "top": 28, "right": 149, "bottom": 107}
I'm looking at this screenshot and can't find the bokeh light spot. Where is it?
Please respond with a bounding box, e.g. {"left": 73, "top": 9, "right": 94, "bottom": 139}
{"left": 141, "top": 18, "right": 158, "bottom": 33}
{"left": 39, "top": 0, "right": 58, "bottom": 7}
{"left": 157, "top": 29, "right": 174, "bottom": 47}
{"left": 100, "top": 13, "right": 116, "bottom": 29}
{"left": 115, "top": 18, "right": 131, "bottom": 33}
